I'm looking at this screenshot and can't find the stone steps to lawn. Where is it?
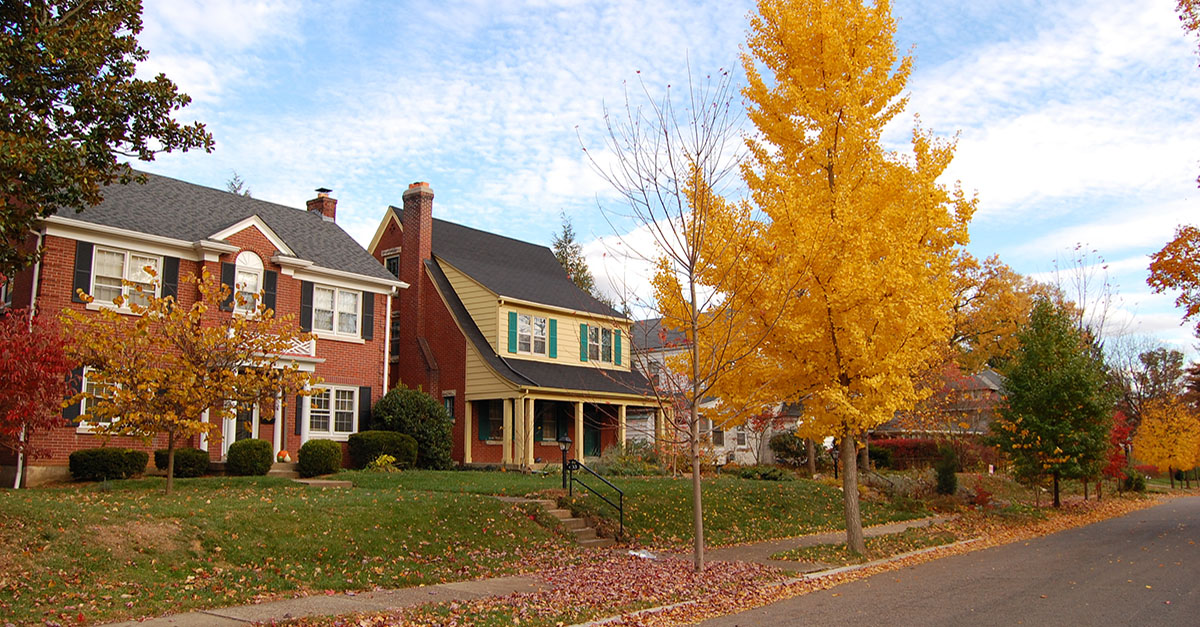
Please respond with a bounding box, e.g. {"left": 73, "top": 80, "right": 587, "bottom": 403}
{"left": 496, "top": 496, "right": 616, "bottom": 548}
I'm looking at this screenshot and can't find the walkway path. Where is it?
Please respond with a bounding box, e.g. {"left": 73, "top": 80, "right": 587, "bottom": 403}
{"left": 102, "top": 515, "right": 948, "bottom": 626}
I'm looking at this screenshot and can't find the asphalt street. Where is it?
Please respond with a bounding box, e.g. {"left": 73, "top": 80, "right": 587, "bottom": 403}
{"left": 700, "top": 496, "right": 1200, "bottom": 627}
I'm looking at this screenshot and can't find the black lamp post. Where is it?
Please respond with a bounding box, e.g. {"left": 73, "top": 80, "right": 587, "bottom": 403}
{"left": 557, "top": 433, "right": 573, "bottom": 490}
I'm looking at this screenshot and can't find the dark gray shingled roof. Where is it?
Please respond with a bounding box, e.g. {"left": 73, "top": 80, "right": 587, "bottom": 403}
{"left": 54, "top": 171, "right": 395, "bottom": 282}
{"left": 631, "top": 317, "right": 689, "bottom": 351}
{"left": 391, "top": 206, "right": 620, "bottom": 318}
{"left": 426, "top": 257, "right": 652, "bottom": 397}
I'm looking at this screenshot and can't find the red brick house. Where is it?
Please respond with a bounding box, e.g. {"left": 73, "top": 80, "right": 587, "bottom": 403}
{"left": 368, "top": 182, "right": 661, "bottom": 467}
{"left": 1, "top": 172, "right": 405, "bottom": 486}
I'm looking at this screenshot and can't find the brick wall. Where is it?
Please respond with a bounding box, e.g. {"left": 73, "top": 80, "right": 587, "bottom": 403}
{"left": 16, "top": 224, "right": 387, "bottom": 479}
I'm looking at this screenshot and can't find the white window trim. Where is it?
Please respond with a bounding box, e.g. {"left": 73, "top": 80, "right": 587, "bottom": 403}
{"left": 384, "top": 255, "right": 400, "bottom": 278}
{"left": 311, "top": 285, "right": 362, "bottom": 340}
{"left": 307, "top": 385, "right": 358, "bottom": 441}
{"left": 89, "top": 246, "right": 161, "bottom": 312}
{"left": 76, "top": 366, "right": 118, "bottom": 434}
{"left": 517, "top": 313, "right": 548, "bottom": 356}
{"left": 233, "top": 251, "right": 264, "bottom": 315}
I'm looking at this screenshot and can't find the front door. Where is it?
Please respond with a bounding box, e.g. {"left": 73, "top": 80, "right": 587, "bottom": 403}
{"left": 584, "top": 422, "right": 601, "bottom": 457}
{"left": 222, "top": 404, "right": 257, "bottom": 458}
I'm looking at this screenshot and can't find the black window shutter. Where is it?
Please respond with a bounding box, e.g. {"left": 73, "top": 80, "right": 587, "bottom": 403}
{"left": 295, "top": 395, "right": 304, "bottom": 435}
{"left": 557, "top": 414, "right": 569, "bottom": 441}
{"left": 358, "top": 386, "right": 372, "bottom": 431}
{"left": 63, "top": 367, "right": 84, "bottom": 424}
{"left": 478, "top": 401, "right": 490, "bottom": 441}
{"left": 161, "top": 256, "right": 180, "bottom": 302}
{"left": 263, "top": 270, "right": 278, "bottom": 312}
{"left": 72, "top": 242, "right": 93, "bottom": 303}
{"left": 300, "top": 281, "right": 313, "bottom": 331}
{"left": 361, "top": 292, "right": 374, "bottom": 340}
{"left": 219, "top": 262, "right": 236, "bottom": 311}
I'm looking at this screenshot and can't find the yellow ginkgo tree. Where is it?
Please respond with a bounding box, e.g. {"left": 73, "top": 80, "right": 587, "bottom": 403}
{"left": 727, "top": 0, "right": 975, "bottom": 553}
{"left": 61, "top": 268, "right": 318, "bottom": 494}
{"left": 1133, "top": 397, "right": 1200, "bottom": 488}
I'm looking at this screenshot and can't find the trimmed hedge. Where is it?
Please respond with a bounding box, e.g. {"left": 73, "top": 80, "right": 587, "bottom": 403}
{"left": 154, "top": 447, "right": 210, "bottom": 478}
{"left": 372, "top": 385, "right": 453, "bottom": 469}
{"left": 735, "top": 465, "right": 794, "bottom": 481}
{"left": 870, "top": 438, "right": 940, "bottom": 469}
{"left": 768, "top": 432, "right": 807, "bottom": 467}
{"left": 298, "top": 439, "right": 343, "bottom": 477}
{"left": 226, "top": 439, "right": 273, "bottom": 476}
{"left": 348, "top": 430, "right": 418, "bottom": 469}
{"left": 68, "top": 448, "right": 149, "bottom": 482}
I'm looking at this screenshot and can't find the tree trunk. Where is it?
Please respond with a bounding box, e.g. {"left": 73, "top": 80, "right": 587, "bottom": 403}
{"left": 1170, "top": 466, "right": 1175, "bottom": 489}
{"left": 1083, "top": 479, "right": 1088, "bottom": 501}
{"left": 841, "top": 434, "right": 865, "bottom": 554}
{"left": 12, "top": 426, "right": 26, "bottom": 489}
{"left": 166, "top": 431, "right": 176, "bottom": 495}
{"left": 691, "top": 416, "right": 704, "bottom": 572}
{"left": 1097, "top": 478, "right": 1103, "bottom": 501}
{"left": 806, "top": 438, "right": 817, "bottom": 477}
{"left": 858, "top": 432, "right": 870, "bottom": 472}
{"left": 1053, "top": 471, "right": 1061, "bottom": 508}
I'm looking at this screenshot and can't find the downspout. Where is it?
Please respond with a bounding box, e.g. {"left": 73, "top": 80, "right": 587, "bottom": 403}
{"left": 15, "top": 227, "right": 47, "bottom": 489}
{"left": 382, "top": 289, "right": 394, "bottom": 392}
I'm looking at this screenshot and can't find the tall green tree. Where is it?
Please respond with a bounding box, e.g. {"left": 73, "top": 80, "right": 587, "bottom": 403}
{"left": 1, "top": 0, "right": 213, "bottom": 277}
{"left": 991, "top": 299, "right": 1115, "bottom": 507}
{"left": 552, "top": 212, "right": 599, "bottom": 296}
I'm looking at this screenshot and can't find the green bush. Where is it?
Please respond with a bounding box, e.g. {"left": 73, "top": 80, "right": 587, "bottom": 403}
{"left": 1122, "top": 468, "right": 1147, "bottom": 492}
{"left": 372, "top": 385, "right": 453, "bottom": 469}
{"left": 735, "top": 465, "right": 794, "bottom": 481}
{"left": 68, "top": 448, "right": 148, "bottom": 482}
{"left": 153, "top": 447, "right": 210, "bottom": 478}
{"left": 592, "top": 440, "right": 660, "bottom": 476}
{"left": 348, "top": 430, "right": 418, "bottom": 469}
{"left": 935, "top": 445, "right": 958, "bottom": 495}
{"left": 226, "top": 439, "right": 273, "bottom": 476}
{"left": 868, "top": 445, "right": 893, "bottom": 470}
{"left": 366, "top": 454, "right": 400, "bottom": 472}
{"left": 768, "top": 432, "right": 808, "bottom": 467}
{"left": 298, "top": 439, "right": 343, "bottom": 477}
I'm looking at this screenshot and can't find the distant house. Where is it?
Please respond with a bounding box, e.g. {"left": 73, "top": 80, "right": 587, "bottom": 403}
{"left": 630, "top": 317, "right": 796, "bottom": 464}
{"left": 876, "top": 366, "right": 1005, "bottom": 438}
{"left": 367, "top": 183, "right": 662, "bottom": 467}
{"left": 1, "top": 172, "right": 404, "bottom": 486}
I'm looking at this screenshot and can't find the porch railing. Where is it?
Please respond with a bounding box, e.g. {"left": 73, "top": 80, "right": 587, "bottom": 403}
{"left": 566, "top": 459, "right": 624, "bottom": 537}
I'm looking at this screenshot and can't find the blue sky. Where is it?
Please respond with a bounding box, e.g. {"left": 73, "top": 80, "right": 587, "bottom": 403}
{"left": 134, "top": 0, "right": 1200, "bottom": 356}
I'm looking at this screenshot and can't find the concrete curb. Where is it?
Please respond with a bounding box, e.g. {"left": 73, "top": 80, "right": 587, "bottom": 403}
{"left": 571, "top": 538, "right": 983, "bottom": 627}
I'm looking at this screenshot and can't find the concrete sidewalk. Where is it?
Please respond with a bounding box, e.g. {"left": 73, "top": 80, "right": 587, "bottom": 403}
{"left": 103, "top": 575, "right": 545, "bottom": 626}
{"left": 103, "top": 515, "right": 949, "bottom": 626}
{"left": 700, "top": 515, "right": 952, "bottom": 572}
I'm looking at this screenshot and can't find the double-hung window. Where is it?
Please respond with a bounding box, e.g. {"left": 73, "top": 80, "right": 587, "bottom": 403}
{"left": 309, "top": 387, "right": 357, "bottom": 438}
{"left": 517, "top": 313, "right": 548, "bottom": 355}
{"left": 601, "top": 328, "right": 613, "bottom": 362}
{"left": 384, "top": 256, "right": 400, "bottom": 278}
{"left": 313, "top": 286, "right": 361, "bottom": 337}
{"left": 588, "top": 326, "right": 601, "bottom": 361}
{"left": 93, "top": 247, "right": 159, "bottom": 308}
{"left": 234, "top": 251, "right": 263, "bottom": 313}
{"left": 78, "top": 367, "right": 117, "bottom": 432}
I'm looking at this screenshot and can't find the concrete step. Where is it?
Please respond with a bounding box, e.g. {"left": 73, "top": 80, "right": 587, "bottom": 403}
{"left": 268, "top": 470, "right": 300, "bottom": 479}
{"left": 578, "top": 537, "right": 617, "bottom": 549}
{"left": 571, "top": 527, "right": 597, "bottom": 541}
{"left": 271, "top": 462, "right": 298, "bottom": 471}
{"left": 545, "top": 508, "right": 572, "bottom": 519}
{"left": 528, "top": 499, "right": 557, "bottom": 509}
{"left": 559, "top": 517, "right": 587, "bottom": 530}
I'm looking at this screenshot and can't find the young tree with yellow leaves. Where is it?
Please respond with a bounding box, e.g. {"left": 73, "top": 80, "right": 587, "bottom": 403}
{"left": 727, "top": 0, "right": 975, "bottom": 553}
{"left": 1132, "top": 397, "right": 1200, "bottom": 489}
{"left": 589, "top": 69, "right": 794, "bottom": 572}
{"left": 61, "top": 268, "right": 318, "bottom": 494}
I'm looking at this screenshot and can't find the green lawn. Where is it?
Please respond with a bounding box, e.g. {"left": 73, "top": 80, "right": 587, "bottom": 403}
{"left": 0, "top": 475, "right": 574, "bottom": 625}
{"left": 558, "top": 474, "right": 930, "bottom": 548}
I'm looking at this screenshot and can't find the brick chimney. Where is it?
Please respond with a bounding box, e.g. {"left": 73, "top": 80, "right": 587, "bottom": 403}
{"left": 401, "top": 181, "right": 434, "bottom": 340}
{"left": 306, "top": 187, "right": 337, "bottom": 222}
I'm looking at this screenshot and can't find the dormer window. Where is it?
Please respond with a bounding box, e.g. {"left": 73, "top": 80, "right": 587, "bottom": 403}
{"left": 234, "top": 251, "right": 263, "bottom": 313}
{"left": 517, "top": 313, "right": 547, "bottom": 356}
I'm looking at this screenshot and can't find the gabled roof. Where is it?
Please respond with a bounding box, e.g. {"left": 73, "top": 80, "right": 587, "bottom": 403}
{"left": 632, "top": 317, "right": 689, "bottom": 351}
{"left": 53, "top": 171, "right": 395, "bottom": 282}
{"left": 387, "top": 206, "right": 621, "bottom": 319}
{"left": 427, "top": 257, "right": 651, "bottom": 397}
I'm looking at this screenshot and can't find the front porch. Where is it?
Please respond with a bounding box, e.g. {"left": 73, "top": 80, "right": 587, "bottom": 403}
{"left": 461, "top": 395, "right": 666, "bottom": 468}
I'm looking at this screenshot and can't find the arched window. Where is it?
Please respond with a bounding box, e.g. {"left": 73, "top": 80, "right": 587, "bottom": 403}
{"left": 234, "top": 251, "right": 264, "bottom": 313}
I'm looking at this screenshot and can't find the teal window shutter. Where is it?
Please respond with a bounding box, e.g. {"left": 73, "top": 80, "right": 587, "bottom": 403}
{"left": 507, "top": 311, "right": 518, "bottom": 353}
{"left": 534, "top": 417, "right": 544, "bottom": 442}
{"left": 615, "top": 329, "right": 622, "bottom": 365}
{"left": 478, "top": 402, "right": 491, "bottom": 440}
{"left": 579, "top": 323, "right": 588, "bottom": 361}
{"left": 549, "top": 319, "right": 557, "bottom": 358}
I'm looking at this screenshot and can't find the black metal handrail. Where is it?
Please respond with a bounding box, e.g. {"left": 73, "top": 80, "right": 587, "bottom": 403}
{"left": 565, "top": 459, "right": 624, "bottom": 537}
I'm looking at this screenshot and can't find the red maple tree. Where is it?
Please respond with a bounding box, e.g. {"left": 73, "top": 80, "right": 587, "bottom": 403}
{"left": 0, "top": 309, "right": 76, "bottom": 468}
